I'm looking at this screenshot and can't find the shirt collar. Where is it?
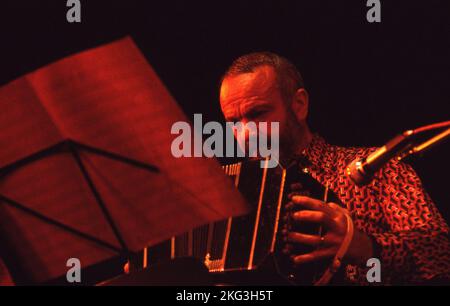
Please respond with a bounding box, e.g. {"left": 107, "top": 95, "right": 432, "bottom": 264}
{"left": 287, "top": 133, "right": 328, "bottom": 170}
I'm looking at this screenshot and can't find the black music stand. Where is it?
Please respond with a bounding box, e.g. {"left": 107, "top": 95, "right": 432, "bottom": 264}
{"left": 0, "top": 37, "right": 249, "bottom": 285}
{"left": 0, "top": 139, "right": 161, "bottom": 284}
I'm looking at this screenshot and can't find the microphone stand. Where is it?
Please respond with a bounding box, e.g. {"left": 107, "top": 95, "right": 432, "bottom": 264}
{"left": 397, "top": 122, "right": 450, "bottom": 161}
{"left": 347, "top": 120, "right": 450, "bottom": 186}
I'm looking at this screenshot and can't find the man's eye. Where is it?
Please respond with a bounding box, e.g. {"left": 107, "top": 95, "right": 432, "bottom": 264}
{"left": 227, "top": 117, "right": 239, "bottom": 122}
{"left": 248, "top": 110, "right": 267, "bottom": 119}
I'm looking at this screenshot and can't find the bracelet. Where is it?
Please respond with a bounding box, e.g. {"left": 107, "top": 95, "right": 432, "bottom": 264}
{"left": 314, "top": 208, "right": 354, "bottom": 286}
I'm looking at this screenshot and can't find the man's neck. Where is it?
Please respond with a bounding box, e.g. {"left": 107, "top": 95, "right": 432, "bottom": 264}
{"left": 280, "top": 124, "right": 313, "bottom": 167}
{"left": 295, "top": 124, "right": 313, "bottom": 156}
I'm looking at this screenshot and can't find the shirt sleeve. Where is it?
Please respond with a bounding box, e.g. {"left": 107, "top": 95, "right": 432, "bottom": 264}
{"left": 367, "top": 160, "right": 450, "bottom": 284}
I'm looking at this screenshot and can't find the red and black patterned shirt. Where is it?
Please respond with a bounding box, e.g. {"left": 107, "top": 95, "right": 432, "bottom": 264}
{"left": 297, "top": 134, "right": 450, "bottom": 284}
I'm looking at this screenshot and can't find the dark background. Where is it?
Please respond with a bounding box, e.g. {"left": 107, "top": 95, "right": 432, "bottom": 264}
{"left": 0, "top": 0, "right": 449, "bottom": 223}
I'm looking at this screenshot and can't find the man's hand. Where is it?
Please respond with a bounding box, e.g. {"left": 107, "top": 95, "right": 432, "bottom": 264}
{"left": 286, "top": 195, "right": 373, "bottom": 265}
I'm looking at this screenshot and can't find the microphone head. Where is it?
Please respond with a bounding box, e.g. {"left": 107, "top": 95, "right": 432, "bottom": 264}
{"left": 346, "top": 158, "right": 372, "bottom": 186}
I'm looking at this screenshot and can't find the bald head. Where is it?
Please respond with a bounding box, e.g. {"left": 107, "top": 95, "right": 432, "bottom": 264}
{"left": 221, "top": 51, "right": 305, "bottom": 104}
{"left": 220, "top": 66, "right": 282, "bottom": 123}
{"left": 219, "top": 54, "right": 312, "bottom": 163}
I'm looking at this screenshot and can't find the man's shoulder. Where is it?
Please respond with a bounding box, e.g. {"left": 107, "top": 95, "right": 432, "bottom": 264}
{"left": 316, "top": 136, "right": 420, "bottom": 183}
{"left": 315, "top": 136, "right": 377, "bottom": 166}
{"left": 333, "top": 142, "right": 376, "bottom": 160}
{"left": 323, "top": 138, "right": 420, "bottom": 184}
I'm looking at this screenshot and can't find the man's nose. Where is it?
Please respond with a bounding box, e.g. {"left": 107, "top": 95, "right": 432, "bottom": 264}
{"left": 234, "top": 121, "right": 258, "bottom": 146}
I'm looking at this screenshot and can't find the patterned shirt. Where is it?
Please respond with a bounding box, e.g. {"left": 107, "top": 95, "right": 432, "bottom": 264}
{"left": 295, "top": 134, "right": 450, "bottom": 284}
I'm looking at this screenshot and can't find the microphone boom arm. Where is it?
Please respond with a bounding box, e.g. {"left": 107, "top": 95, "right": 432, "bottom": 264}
{"left": 346, "top": 120, "right": 450, "bottom": 186}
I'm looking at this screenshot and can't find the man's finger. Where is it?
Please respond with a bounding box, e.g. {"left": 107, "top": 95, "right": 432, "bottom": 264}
{"left": 328, "top": 202, "right": 345, "bottom": 211}
{"left": 291, "top": 210, "right": 336, "bottom": 230}
{"left": 291, "top": 248, "right": 336, "bottom": 265}
{"left": 287, "top": 232, "right": 324, "bottom": 246}
{"left": 291, "top": 195, "right": 337, "bottom": 216}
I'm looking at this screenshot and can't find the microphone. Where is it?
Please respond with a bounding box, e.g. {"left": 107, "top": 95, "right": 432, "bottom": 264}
{"left": 346, "top": 131, "right": 414, "bottom": 186}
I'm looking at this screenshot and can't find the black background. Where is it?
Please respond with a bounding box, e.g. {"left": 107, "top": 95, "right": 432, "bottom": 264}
{"left": 0, "top": 0, "right": 449, "bottom": 221}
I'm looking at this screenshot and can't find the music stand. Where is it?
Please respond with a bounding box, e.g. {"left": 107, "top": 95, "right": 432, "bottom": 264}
{"left": 0, "top": 37, "right": 249, "bottom": 285}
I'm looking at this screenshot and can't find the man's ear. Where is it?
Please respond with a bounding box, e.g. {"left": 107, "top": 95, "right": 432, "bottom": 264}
{"left": 290, "top": 88, "right": 309, "bottom": 122}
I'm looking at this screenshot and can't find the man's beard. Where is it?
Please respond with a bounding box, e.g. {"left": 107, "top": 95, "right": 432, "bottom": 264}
{"left": 236, "top": 113, "right": 303, "bottom": 165}
{"left": 279, "top": 112, "right": 303, "bottom": 164}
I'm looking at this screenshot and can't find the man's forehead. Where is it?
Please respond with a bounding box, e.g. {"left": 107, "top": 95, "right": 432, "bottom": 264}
{"left": 220, "top": 66, "right": 278, "bottom": 103}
